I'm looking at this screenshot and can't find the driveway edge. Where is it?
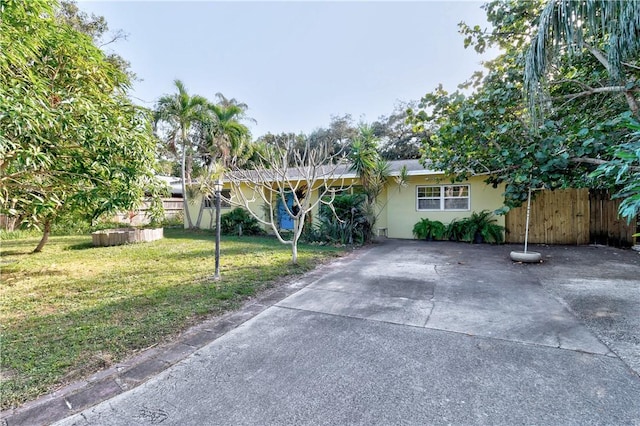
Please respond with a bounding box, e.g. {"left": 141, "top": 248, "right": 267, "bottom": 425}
{"left": 0, "top": 246, "right": 369, "bottom": 426}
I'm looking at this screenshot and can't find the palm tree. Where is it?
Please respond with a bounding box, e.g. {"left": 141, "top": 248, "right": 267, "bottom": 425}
{"left": 350, "top": 125, "right": 380, "bottom": 191}
{"left": 213, "top": 92, "right": 257, "bottom": 124}
{"left": 349, "top": 125, "right": 389, "bottom": 242}
{"left": 154, "top": 79, "right": 207, "bottom": 228}
{"left": 193, "top": 102, "right": 251, "bottom": 228}
{"left": 525, "top": 0, "right": 640, "bottom": 119}
{"left": 204, "top": 103, "right": 251, "bottom": 167}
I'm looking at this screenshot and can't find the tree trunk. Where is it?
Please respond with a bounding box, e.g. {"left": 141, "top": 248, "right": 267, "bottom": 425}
{"left": 195, "top": 198, "right": 205, "bottom": 229}
{"left": 291, "top": 240, "right": 298, "bottom": 265}
{"left": 624, "top": 90, "right": 640, "bottom": 119}
{"left": 181, "top": 130, "right": 193, "bottom": 229}
{"left": 586, "top": 42, "right": 640, "bottom": 119}
{"left": 214, "top": 190, "right": 222, "bottom": 279}
{"left": 33, "top": 220, "right": 52, "bottom": 253}
{"left": 195, "top": 162, "right": 214, "bottom": 229}
{"left": 186, "top": 154, "right": 193, "bottom": 186}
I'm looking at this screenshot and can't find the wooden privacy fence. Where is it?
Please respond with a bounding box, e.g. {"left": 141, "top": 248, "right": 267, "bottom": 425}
{"left": 589, "top": 189, "right": 637, "bottom": 247}
{"left": 505, "top": 188, "right": 637, "bottom": 247}
{"left": 113, "top": 197, "right": 183, "bottom": 226}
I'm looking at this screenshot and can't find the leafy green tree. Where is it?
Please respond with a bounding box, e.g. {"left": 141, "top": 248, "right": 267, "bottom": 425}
{"left": 194, "top": 101, "right": 251, "bottom": 228}
{"left": 55, "top": 0, "right": 135, "bottom": 80}
{"left": 256, "top": 132, "right": 309, "bottom": 166}
{"left": 590, "top": 117, "right": 640, "bottom": 220}
{"left": 213, "top": 92, "right": 256, "bottom": 124}
{"left": 525, "top": 0, "right": 640, "bottom": 219}
{"left": 409, "top": 0, "right": 637, "bottom": 212}
{"left": 154, "top": 80, "right": 208, "bottom": 228}
{"left": 308, "top": 114, "right": 358, "bottom": 158}
{"left": 201, "top": 103, "right": 252, "bottom": 167}
{"left": 1, "top": 0, "right": 161, "bottom": 252}
{"left": 372, "top": 102, "right": 426, "bottom": 160}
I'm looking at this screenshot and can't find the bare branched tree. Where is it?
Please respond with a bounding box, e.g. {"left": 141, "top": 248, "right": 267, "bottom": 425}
{"left": 226, "top": 140, "right": 350, "bottom": 264}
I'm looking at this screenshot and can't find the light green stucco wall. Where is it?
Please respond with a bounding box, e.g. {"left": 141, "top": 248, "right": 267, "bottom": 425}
{"left": 187, "top": 176, "right": 505, "bottom": 240}
{"left": 377, "top": 175, "right": 505, "bottom": 239}
{"left": 185, "top": 186, "right": 233, "bottom": 229}
{"left": 186, "top": 183, "right": 267, "bottom": 229}
{"left": 186, "top": 179, "right": 361, "bottom": 232}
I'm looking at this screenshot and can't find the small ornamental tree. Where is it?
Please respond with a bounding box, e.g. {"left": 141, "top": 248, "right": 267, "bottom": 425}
{"left": 227, "top": 140, "right": 349, "bottom": 264}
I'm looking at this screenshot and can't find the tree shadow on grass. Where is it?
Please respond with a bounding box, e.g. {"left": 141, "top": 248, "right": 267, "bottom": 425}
{"left": 0, "top": 249, "right": 31, "bottom": 256}
{"left": 65, "top": 242, "right": 95, "bottom": 251}
{"left": 164, "top": 228, "right": 279, "bottom": 245}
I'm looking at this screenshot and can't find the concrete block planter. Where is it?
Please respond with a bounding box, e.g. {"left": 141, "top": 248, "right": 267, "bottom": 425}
{"left": 92, "top": 228, "right": 163, "bottom": 247}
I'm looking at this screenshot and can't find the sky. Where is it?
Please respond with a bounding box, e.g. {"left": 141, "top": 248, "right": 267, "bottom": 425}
{"left": 78, "top": 1, "right": 498, "bottom": 138}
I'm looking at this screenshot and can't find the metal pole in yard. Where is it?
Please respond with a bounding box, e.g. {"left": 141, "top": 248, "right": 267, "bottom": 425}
{"left": 524, "top": 185, "right": 532, "bottom": 253}
{"left": 214, "top": 179, "right": 222, "bottom": 280}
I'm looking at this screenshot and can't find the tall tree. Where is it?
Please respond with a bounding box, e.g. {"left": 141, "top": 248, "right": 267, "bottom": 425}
{"left": 212, "top": 92, "right": 256, "bottom": 124}
{"left": 308, "top": 114, "right": 358, "bottom": 158}
{"left": 55, "top": 0, "right": 135, "bottom": 80}
{"left": 154, "top": 80, "right": 208, "bottom": 228}
{"left": 349, "top": 125, "right": 389, "bottom": 243}
{"left": 525, "top": 0, "right": 640, "bottom": 121}
{"left": 409, "top": 0, "right": 637, "bottom": 211}
{"left": 194, "top": 102, "right": 251, "bottom": 228}
{"left": 256, "top": 132, "right": 309, "bottom": 166}
{"left": 525, "top": 0, "right": 640, "bottom": 219}
{"left": 372, "top": 102, "right": 426, "bottom": 160}
{"left": 1, "top": 0, "right": 162, "bottom": 252}
{"left": 202, "top": 103, "right": 251, "bottom": 167}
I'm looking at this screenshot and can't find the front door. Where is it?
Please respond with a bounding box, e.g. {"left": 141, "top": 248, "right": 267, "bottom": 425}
{"left": 278, "top": 192, "right": 294, "bottom": 230}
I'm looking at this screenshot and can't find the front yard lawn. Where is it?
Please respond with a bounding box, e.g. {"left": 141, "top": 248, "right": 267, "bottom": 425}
{"left": 0, "top": 228, "right": 344, "bottom": 409}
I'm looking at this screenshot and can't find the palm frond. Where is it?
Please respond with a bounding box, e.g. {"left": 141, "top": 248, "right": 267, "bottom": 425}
{"left": 525, "top": 0, "right": 640, "bottom": 121}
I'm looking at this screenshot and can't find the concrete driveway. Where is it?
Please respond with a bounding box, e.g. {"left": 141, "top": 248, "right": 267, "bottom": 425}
{"left": 22, "top": 241, "right": 640, "bottom": 424}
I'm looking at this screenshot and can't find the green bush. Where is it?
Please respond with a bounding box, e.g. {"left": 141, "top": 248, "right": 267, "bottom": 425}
{"left": 0, "top": 229, "right": 41, "bottom": 240}
{"left": 161, "top": 211, "right": 184, "bottom": 228}
{"left": 445, "top": 211, "right": 504, "bottom": 244}
{"left": 309, "top": 194, "right": 369, "bottom": 245}
{"left": 50, "top": 211, "right": 131, "bottom": 236}
{"left": 445, "top": 218, "right": 468, "bottom": 242}
{"left": 89, "top": 221, "right": 141, "bottom": 231}
{"left": 49, "top": 212, "right": 93, "bottom": 235}
{"left": 220, "top": 208, "right": 264, "bottom": 236}
{"left": 412, "top": 218, "right": 446, "bottom": 240}
{"left": 464, "top": 210, "right": 504, "bottom": 244}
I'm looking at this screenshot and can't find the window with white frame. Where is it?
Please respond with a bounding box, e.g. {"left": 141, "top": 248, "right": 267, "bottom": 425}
{"left": 417, "top": 185, "right": 469, "bottom": 211}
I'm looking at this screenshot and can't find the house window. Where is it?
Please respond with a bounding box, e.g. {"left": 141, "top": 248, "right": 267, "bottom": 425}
{"left": 417, "top": 185, "right": 469, "bottom": 211}
{"left": 204, "top": 190, "right": 231, "bottom": 208}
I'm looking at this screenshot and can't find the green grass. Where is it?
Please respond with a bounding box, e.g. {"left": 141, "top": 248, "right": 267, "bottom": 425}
{"left": 0, "top": 228, "right": 344, "bottom": 409}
